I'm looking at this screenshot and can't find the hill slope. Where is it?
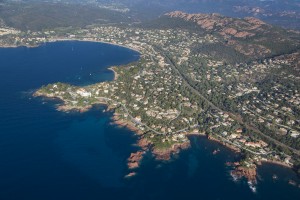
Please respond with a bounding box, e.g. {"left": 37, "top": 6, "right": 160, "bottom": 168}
{"left": 0, "top": 2, "right": 132, "bottom": 31}
{"left": 143, "top": 11, "right": 300, "bottom": 63}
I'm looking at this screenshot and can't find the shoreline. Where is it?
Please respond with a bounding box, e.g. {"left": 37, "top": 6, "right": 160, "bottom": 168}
{"left": 208, "top": 135, "right": 241, "bottom": 153}
{"left": 110, "top": 113, "right": 191, "bottom": 160}
{"left": 34, "top": 88, "right": 298, "bottom": 182}
{"left": 0, "top": 38, "right": 137, "bottom": 84}
{"left": 0, "top": 37, "right": 142, "bottom": 54}
{"left": 261, "top": 160, "right": 292, "bottom": 169}
{"left": 29, "top": 38, "right": 297, "bottom": 176}
{"left": 34, "top": 90, "right": 297, "bottom": 170}
{"left": 111, "top": 113, "right": 144, "bottom": 135}
{"left": 108, "top": 67, "right": 119, "bottom": 81}
{"left": 48, "top": 38, "right": 142, "bottom": 54}
{"left": 207, "top": 134, "right": 294, "bottom": 170}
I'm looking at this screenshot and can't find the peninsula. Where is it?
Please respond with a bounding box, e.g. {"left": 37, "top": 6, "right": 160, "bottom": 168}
{"left": 2, "top": 11, "right": 300, "bottom": 185}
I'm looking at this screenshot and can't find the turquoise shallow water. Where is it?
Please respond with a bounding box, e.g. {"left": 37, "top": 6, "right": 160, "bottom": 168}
{"left": 0, "top": 41, "right": 299, "bottom": 200}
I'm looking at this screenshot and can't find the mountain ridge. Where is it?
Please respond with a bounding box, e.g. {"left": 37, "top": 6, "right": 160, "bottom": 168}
{"left": 160, "top": 11, "right": 300, "bottom": 61}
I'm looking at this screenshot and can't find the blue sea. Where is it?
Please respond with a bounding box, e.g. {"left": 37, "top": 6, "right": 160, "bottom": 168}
{"left": 0, "top": 41, "right": 299, "bottom": 200}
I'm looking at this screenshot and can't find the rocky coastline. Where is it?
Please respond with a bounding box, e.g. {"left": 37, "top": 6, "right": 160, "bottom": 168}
{"left": 33, "top": 93, "right": 192, "bottom": 174}
{"left": 33, "top": 91, "right": 98, "bottom": 113}
{"left": 207, "top": 135, "right": 241, "bottom": 153}
{"left": 111, "top": 114, "right": 144, "bottom": 135}
{"left": 231, "top": 163, "right": 257, "bottom": 183}
{"left": 34, "top": 89, "right": 296, "bottom": 182}
{"left": 127, "top": 151, "right": 145, "bottom": 169}
{"left": 152, "top": 141, "right": 191, "bottom": 160}
{"left": 207, "top": 133, "right": 297, "bottom": 185}
{"left": 111, "top": 112, "right": 191, "bottom": 161}
{"left": 32, "top": 44, "right": 296, "bottom": 183}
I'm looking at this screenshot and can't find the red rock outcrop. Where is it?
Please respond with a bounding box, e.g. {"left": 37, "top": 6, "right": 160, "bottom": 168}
{"left": 244, "top": 17, "right": 266, "bottom": 25}
{"left": 223, "top": 28, "right": 238, "bottom": 35}
{"left": 124, "top": 172, "right": 136, "bottom": 178}
{"left": 164, "top": 11, "right": 271, "bottom": 41}
{"left": 152, "top": 141, "right": 191, "bottom": 161}
{"left": 234, "top": 31, "right": 255, "bottom": 38}
{"left": 232, "top": 165, "right": 257, "bottom": 183}
{"left": 127, "top": 151, "right": 145, "bottom": 169}
{"left": 138, "top": 138, "right": 151, "bottom": 150}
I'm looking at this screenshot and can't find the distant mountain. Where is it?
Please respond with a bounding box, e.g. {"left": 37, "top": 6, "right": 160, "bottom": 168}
{"left": 0, "top": 2, "right": 132, "bottom": 31}
{"left": 130, "top": 0, "right": 300, "bottom": 29}
{"left": 70, "top": 0, "right": 300, "bottom": 29}
{"left": 1, "top": 0, "right": 300, "bottom": 30}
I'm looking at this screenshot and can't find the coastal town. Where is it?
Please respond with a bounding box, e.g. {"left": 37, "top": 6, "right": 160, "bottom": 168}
{"left": 1, "top": 11, "right": 300, "bottom": 186}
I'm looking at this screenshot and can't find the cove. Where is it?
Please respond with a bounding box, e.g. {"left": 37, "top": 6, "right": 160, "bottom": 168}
{"left": 0, "top": 41, "right": 140, "bottom": 199}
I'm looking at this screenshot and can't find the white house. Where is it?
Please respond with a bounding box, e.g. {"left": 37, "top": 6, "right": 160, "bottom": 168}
{"left": 76, "top": 89, "right": 91, "bottom": 97}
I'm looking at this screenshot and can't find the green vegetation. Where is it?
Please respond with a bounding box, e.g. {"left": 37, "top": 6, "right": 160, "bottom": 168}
{"left": 2, "top": 8, "right": 298, "bottom": 176}
{"left": 0, "top": 2, "right": 132, "bottom": 31}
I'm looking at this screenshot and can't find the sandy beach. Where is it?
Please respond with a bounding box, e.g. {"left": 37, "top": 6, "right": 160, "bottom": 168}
{"left": 108, "top": 67, "right": 119, "bottom": 81}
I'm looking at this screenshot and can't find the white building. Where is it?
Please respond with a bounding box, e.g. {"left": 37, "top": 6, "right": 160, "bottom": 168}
{"left": 76, "top": 89, "right": 91, "bottom": 97}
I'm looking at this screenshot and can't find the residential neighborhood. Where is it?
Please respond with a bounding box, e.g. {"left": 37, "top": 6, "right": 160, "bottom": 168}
{"left": 12, "top": 23, "right": 296, "bottom": 170}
